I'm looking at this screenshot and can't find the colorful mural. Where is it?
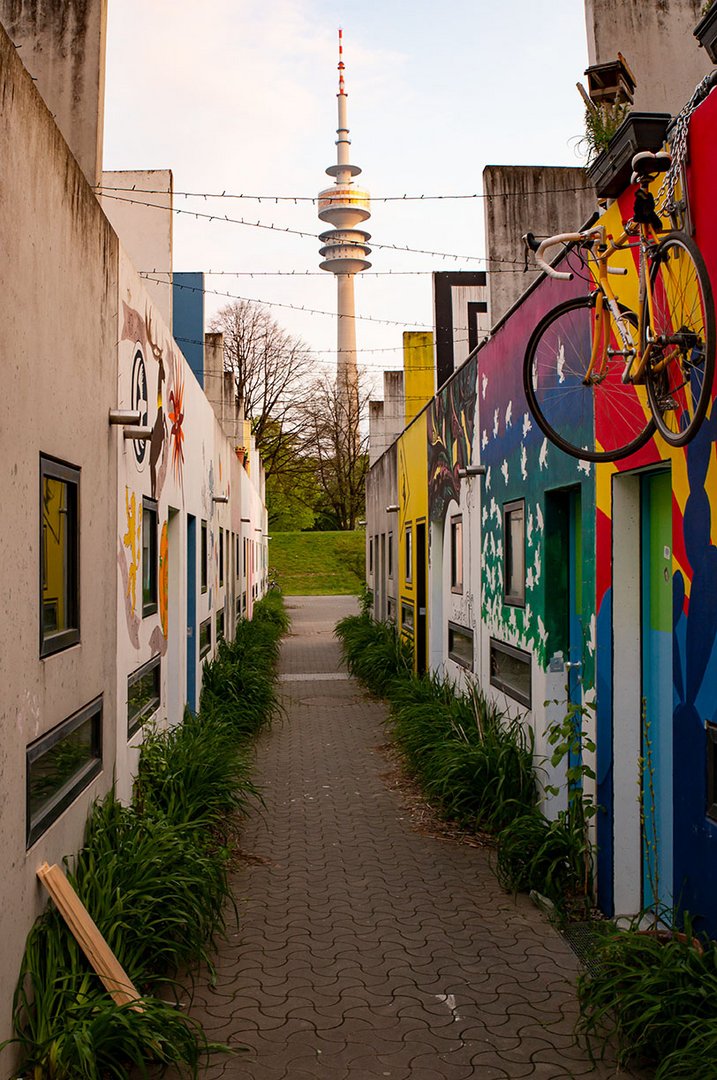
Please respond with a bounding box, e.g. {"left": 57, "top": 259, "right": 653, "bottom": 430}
{"left": 428, "top": 360, "right": 477, "bottom": 523}
{"left": 118, "top": 486, "right": 141, "bottom": 649}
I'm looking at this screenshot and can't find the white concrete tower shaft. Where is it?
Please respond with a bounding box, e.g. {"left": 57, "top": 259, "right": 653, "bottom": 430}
{"left": 318, "top": 30, "right": 371, "bottom": 400}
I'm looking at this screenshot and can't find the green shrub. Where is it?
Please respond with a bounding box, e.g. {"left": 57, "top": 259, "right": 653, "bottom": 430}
{"left": 335, "top": 613, "right": 413, "bottom": 697}
{"left": 496, "top": 809, "right": 588, "bottom": 904}
{"left": 577, "top": 916, "right": 717, "bottom": 1075}
{"left": 6, "top": 592, "right": 288, "bottom": 1079}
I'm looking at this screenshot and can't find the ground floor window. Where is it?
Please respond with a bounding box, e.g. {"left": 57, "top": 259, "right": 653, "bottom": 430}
{"left": 448, "top": 621, "right": 473, "bottom": 668}
{"left": 127, "top": 656, "right": 161, "bottom": 737}
{"left": 27, "top": 697, "right": 102, "bottom": 846}
{"left": 490, "top": 638, "right": 531, "bottom": 707}
{"left": 401, "top": 600, "right": 414, "bottom": 634}
{"left": 199, "top": 616, "right": 212, "bottom": 658}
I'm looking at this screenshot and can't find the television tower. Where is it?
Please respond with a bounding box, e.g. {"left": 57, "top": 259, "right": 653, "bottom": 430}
{"left": 318, "top": 30, "right": 371, "bottom": 400}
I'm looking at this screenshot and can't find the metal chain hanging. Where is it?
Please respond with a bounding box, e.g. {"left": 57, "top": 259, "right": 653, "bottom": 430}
{"left": 656, "top": 71, "right": 717, "bottom": 219}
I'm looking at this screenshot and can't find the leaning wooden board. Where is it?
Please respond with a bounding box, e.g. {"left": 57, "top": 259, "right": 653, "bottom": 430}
{"left": 37, "top": 862, "right": 142, "bottom": 1009}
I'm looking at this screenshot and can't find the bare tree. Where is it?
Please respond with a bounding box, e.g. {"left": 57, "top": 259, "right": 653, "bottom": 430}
{"left": 297, "top": 372, "right": 370, "bottom": 531}
{"left": 209, "top": 300, "right": 314, "bottom": 477}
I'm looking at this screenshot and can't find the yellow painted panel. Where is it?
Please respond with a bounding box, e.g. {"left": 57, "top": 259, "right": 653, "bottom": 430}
{"left": 397, "top": 413, "right": 428, "bottom": 666}
{"left": 403, "top": 331, "right": 435, "bottom": 427}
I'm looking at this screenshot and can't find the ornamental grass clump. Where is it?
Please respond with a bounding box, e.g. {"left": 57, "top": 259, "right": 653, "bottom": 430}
{"left": 388, "top": 678, "right": 536, "bottom": 832}
{"left": 335, "top": 613, "right": 413, "bottom": 697}
{"left": 6, "top": 592, "right": 288, "bottom": 1079}
{"left": 577, "top": 915, "right": 717, "bottom": 1078}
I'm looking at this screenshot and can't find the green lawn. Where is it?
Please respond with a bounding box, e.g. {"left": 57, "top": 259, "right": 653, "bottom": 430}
{"left": 269, "top": 531, "right": 365, "bottom": 595}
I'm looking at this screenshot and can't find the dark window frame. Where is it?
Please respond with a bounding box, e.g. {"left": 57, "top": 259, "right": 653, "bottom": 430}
{"left": 216, "top": 606, "right": 225, "bottom": 642}
{"left": 405, "top": 524, "right": 413, "bottom": 585}
{"left": 448, "top": 620, "right": 473, "bottom": 668}
{"left": 26, "top": 696, "right": 102, "bottom": 847}
{"left": 450, "top": 515, "right": 463, "bottom": 594}
{"left": 401, "top": 600, "right": 415, "bottom": 634}
{"left": 490, "top": 638, "right": 532, "bottom": 708}
{"left": 199, "top": 616, "right": 212, "bottom": 658}
{"left": 142, "top": 498, "right": 158, "bottom": 617}
{"left": 369, "top": 537, "right": 373, "bottom": 574}
{"left": 127, "top": 655, "right": 161, "bottom": 738}
{"left": 219, "top": 529, "right": 225, "bottom": 587}
{"left": 503, "top": 499, "right": 526, "bottom": 608}
{"left": 707, "top": 723, "right": 717, "bottom": 822}
{"left": 201, "top": 520, "right": 208, "bottom": 594}
{"left": 388, "top": 532, "right": 393, "bottom": 578}
{"left": 40, "top": 455, "right": 80, "bottom": 658}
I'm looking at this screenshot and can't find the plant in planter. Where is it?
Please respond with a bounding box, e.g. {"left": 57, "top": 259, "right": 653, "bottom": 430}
{"left": 695, "top": 1, "right": 717, "bottom": 64}
{"left": 582, "top": 101, "right": 631, "bottom": 164}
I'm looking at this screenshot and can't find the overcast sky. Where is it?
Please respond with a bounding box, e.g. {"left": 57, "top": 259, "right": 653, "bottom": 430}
{"left": 103, "top": 0, "right": 590, "bottom": 394}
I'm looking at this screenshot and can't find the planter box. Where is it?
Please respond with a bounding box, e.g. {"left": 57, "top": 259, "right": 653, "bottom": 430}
{"left": 586, "top": 112, "right": 672, "bottom": 199}
{"left": 694, "top": 5, "right": 717, "bottom": 65}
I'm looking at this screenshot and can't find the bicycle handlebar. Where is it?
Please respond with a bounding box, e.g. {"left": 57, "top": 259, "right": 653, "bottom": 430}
{"left": 527, "top": 228, "right": 628, "bottom": 280}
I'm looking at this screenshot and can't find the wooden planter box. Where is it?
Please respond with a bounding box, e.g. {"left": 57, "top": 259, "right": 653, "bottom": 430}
{"left": 694, "top": 5, "right": 717, "bottom": 64}
{"left": 586, "top": 112, "right": 672, "bottom": 199}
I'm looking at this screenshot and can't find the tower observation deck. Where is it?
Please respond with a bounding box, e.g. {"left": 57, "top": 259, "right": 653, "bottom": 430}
{"left": 318, "top": 30, "right": 371, "bottom": 394}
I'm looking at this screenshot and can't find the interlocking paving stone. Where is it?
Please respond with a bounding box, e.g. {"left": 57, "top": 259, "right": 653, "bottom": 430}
{"left": 170, "top": 596, "right": 643, "bottom": 1078}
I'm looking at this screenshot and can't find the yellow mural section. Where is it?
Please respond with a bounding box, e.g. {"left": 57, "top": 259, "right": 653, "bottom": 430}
{"left": 398, "top": 411, "right": 428, "bottom": 671}
{"left": 403, "top": 331, "right": 435, "bottom": 427}
{"left": 592, "top": 194, "right": 711, "bottom": 600}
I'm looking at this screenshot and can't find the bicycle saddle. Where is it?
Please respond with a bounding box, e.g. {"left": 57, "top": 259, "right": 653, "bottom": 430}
{"left": 630, "top": 150, "right": 671, "bottom": 185}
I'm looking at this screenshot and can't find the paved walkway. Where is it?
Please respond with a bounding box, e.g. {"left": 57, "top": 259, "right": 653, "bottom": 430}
{"left": 182, "top": 596, "right": 634, "bottom": 1079}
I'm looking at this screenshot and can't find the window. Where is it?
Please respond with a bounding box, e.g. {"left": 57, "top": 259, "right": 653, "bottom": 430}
{"left": 504, "top": 500, "right": 525, "bottom": 606}
{"left": 388, "top": 532, "right": 393, "bottom": 578}
{"left": 450, "top": 516, "right": 463, "bottom": 593}
{"left": 405, "top": 524, "right": 413, "bottom": 584}
{"left": 401, "top": 600, "right": 414, "bottom": 634}
{"left": 142, "top": 498, "right": 158, "bottom": 616}
{"left": 243, "top": 538, "right": 247, "bottom": 577}
{"left": 490, "top": 638, "right": 531, "bottom": 707}
{"left": 369, "top": 537, "right": 373, "bottom": 574}
{"left": 708, "top": 724, "right": 717, "bottom": 821}
{"left": 448, "top": 621, "right": 473, "bottom": 668}
{"left": 40, "top": 456, "right": 80, "bottom": 657}
{"left": 201, "top": 520, "right": 208, "bottom": 593}
{"left": 199, "top": 617, "right": 212, "bottom": 658}
{"left": 127, "top": 656, "right": 161, "bottom": 737}
{"left": 387, "top": 596, "right": 395, "bottom": 623}
{"left": 236, "top": 535, "right": 240, "bottom": 579}
{"left": 27, "top": 697, "right": 102, "bottom": 847}
{"left": 216, "top": 607, "right": 225, "bottom": 641}
{"left": 219, "top": 529, "right": 224, "bottom": 586}
{"left": 236, "top": 595, "right": 242, "bottom": 621}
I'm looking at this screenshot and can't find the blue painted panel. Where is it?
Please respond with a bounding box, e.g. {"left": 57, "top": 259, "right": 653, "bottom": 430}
{"left": 641, "top": 471, "right": 673, "bottom": 913}
{"left": 173, "top": 273, "right": 205, "bottom": 388}
{"left": 186, "top": 514, "right": 197, "bottom": 712}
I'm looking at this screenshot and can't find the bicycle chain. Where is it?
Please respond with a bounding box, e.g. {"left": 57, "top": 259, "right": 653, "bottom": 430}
{"left": 656, "top": 72, "right": 716, "bottom": 219}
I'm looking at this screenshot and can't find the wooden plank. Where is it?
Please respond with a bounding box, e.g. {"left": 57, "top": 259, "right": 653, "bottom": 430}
{"left": 37, "top": 862, "right": 142, "bottom": 1009}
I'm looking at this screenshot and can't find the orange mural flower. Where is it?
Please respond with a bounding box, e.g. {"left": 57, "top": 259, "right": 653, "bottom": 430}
{"left": 168, "top": 372, "right": 185, "bottom": 485}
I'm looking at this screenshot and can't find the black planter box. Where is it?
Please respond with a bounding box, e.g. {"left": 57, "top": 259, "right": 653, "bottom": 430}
{"left": 694, "top": 5, "right": 717, "bottom": 64}
{"left": 586, "top": 112, "right": 672, "bottom": 199}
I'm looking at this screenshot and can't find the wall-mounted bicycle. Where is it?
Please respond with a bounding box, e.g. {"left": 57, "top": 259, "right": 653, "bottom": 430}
{"left": 522, "top": 77, "right": 716, "bottom": 464}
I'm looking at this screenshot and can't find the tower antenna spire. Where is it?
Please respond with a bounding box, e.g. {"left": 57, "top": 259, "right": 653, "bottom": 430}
{"left": 338, "top": 27, "right": 345, "bottom": 95}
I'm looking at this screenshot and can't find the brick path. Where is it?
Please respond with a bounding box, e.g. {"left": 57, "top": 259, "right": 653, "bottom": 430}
{"left": 183, "top": 596, "right": 635, "bottom": 1079}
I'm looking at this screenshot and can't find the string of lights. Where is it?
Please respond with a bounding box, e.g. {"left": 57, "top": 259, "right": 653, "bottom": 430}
{"left": 100, "top": 193, "right": 525, "bottom": 266}
{"left": 146, "top": 274, "right": 483, "bottom": 333}
{"left": 173, "top": 333, "right": 475, "bottom": 364}
{"left": 97, "top": 183, "right": 592, "bottom": 205}
{"left": 140, "top": 266, "right": 522, "bottom": 276}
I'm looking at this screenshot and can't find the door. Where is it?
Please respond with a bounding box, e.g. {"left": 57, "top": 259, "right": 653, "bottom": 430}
{"left": 641, "top": 470, "right": 673, "bottom": 913}
{"left": 416, "top": 521, "right": 427, "bottom": 676}
{"left": 186, "top": 514, "right": 197, "bottom": 713}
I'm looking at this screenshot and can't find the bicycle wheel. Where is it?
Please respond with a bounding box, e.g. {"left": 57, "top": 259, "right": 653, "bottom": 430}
{"left": 523, "top": 295, "right": 655, "bottom": 463}
{"left": 644, "top": 232, "right": 715, "bottom": 447}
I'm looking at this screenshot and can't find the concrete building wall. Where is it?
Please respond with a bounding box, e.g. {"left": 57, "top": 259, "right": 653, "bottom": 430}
{"left": 585, "top": 0, "right": 712, "bottom": 114}
{"left": 365, "top": 445, "right": 398, "bottom": 623}
{"left": 0, "top": 0, "right": 107, "bottom": 187}
{"left": 0, "top": 20, "right": 118, "bottom": 1059}
{"left": 483, "top": 165, "right": 596, "bottom": 327}
{"left": 100, "top": 169, "right": 174, "bottom": 329}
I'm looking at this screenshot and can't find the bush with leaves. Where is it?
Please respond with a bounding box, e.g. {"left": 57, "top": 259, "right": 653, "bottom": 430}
{"left": 5, "top": 592, "right": 287, "bottom": 1079}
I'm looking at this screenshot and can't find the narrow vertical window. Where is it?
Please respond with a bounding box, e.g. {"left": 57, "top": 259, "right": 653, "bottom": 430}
{"left": 142, "top": 498, "right": 158, "bottom": 616}
{"left": 504, "top": 500, "right": 525, "bottom": 606}
{"left": 388, "top": 532, "right": 393, "bottom": 578}
{"left": 40, "top": 456, "right": 80, "bottom": 656}
{"left": 219, "top": 529, "right": 225, "bottom": 587}
{"left": 369, "top": 538, "right": 374, "bottom": 574}
{"left": 201, "top": 520, "right": 208, "bottom": 593}
{"left": 450, "top": 516, "right": 463, "bottom": 593}
{"left": 405, "top": 524, "right": 413, "bottom": 584}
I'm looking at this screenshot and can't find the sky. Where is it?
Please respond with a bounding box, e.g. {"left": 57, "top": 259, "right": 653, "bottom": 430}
{"left": 103, "top": 0, "right": 590, "bottom": 397}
